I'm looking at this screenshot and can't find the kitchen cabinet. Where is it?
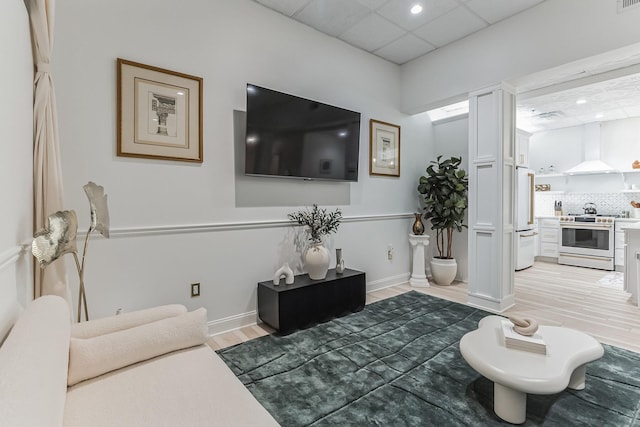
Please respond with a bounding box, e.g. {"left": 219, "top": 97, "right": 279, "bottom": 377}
{"left": 616, "top": 219, "right": 640, "bottom": 268}
{"left": 515, "top": 129, "right": 530, "bottom": 168}
{"left": 537, "top": 217, "right": 559, "bottom": 259}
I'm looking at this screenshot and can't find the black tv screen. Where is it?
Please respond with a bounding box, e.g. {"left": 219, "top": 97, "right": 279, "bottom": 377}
{"left": 245, "top": 84, "right": 360, "bottom": 182}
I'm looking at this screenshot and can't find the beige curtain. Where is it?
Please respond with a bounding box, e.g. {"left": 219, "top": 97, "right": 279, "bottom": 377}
{"left": 26, "top": 0, "right": 71, "bottom": 306}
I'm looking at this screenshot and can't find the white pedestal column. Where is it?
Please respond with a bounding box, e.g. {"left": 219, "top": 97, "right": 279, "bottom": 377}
{"left": 409, "top": 234, "right": 430, "bottom": 287}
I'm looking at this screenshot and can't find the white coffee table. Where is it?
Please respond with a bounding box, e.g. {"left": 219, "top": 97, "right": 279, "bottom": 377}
{"left": 459, "top": 315, "right": 604, "bottom": 424}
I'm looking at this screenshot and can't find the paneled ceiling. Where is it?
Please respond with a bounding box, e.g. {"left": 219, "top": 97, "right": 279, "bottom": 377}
{"left": 517, "top": 72, "right": 640, "bottom": 133}
{"left": 252, "top": 0, "right": 545, "bottom": 65}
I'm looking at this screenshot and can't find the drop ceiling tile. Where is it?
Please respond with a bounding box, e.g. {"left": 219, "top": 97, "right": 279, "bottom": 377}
{"left": 374, "top": 33, "right": 435, "bottom": 64}
{"left": 340, "top": 13, "right": 406, "bottom": 52}
{"left": 413, "top": 6, "right": 487, "bottom": 47}
{"left": 377, "top": 0, "right": 458, "bottom": 31}
{"left": 355, "top": 0, "right": 391, "bottom": 10}
{"left": 465, "top": 0, "right": 543, "bottom": 24}
{"left": 254, "top": 0, "right": 311, "bottom": 16}
{"left": 295, "top": 0, "right": 371, "bottom": 37}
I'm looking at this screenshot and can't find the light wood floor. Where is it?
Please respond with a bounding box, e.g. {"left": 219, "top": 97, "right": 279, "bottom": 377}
{"left": 208, "top": 261, "right": 640, "bottom": 354}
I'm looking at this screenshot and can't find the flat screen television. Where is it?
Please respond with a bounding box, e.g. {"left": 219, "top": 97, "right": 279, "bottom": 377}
{"left": 245, "top": 84, "right": 360, "bottom": 182}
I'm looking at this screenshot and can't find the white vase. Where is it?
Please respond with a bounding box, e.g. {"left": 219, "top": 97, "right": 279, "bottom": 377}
{"left": 430, "top": 258, "right": 457, "bottom": 286}
{"left": 304, "top": 242, "right": 330, "bottom": 280}
{"left": 335, "top": 248, "right": 345, "bottom": 274}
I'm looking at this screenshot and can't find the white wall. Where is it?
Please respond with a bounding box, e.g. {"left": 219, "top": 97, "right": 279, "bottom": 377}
{"left": 401, "top": 0, "right": 640, "bottom": 114}
{"left": 53, "top": 0, "right": 432, "bottom": 328}
{"left": 601, "top": 118, "right": 640, "bottom": 171}
{"left": 529, "top": 127, "right": 584, "bottom": 176}
{"left": 0, "top": 0, "right": 33, "bottom": 339}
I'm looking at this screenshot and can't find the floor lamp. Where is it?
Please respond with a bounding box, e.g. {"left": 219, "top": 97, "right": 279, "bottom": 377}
{"left": 32, "top": 182, "right": 110, "bottom": 322}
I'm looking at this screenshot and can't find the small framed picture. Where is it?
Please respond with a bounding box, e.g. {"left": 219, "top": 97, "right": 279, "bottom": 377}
{"left": 117, "top": 58, "right": 203, "bottom": 162}
{"left": 369, "top": 119, "right": 400, "bottom": 177}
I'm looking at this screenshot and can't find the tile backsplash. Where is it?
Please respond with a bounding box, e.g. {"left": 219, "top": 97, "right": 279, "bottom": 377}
{"left": 535, "top": 192, "right": 640, "bottom": 217}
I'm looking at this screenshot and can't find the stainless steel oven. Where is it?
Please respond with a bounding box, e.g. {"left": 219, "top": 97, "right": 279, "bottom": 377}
{"left": 558, "top": 216, "right": 615, "bottom": 270}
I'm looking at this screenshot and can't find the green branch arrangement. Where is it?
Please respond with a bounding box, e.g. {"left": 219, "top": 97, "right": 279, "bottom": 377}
{"left": 288, "top": 204, "right": 342, "bottom": 244}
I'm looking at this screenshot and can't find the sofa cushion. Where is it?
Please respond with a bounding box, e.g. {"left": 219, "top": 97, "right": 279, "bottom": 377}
{"left": 0, "top": 296, "right": 70, "bottom": 427}
{"left": 71, "top": 303, "right": 187, "bottom": 339}
{"left": 68, "top": 308, "right": 207, "bottom": 386}
{"left": 64, "top": 345, "right": 279, "bottom": 427}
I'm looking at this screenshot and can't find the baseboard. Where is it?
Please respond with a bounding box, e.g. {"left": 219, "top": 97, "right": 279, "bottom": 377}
{"left": 467, "top": 292, "right": 515, "bottom": 313}
{"left": 535, "top": 256, "right": 557, "bottom": 264}
{"left": 208, "top": 311, "right": 257, "bottom": 336}
{"left": 366, "top": 273, "right": 411, "bottom": 293}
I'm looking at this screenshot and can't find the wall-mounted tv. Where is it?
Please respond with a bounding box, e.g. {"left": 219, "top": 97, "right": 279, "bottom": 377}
{"left": 245, "top": 84, "right": 360, "bottom": 182}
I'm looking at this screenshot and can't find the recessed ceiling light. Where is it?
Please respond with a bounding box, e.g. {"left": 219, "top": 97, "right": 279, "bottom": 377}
{"left": 595, "top": 113, "right": 604, "bottom": 119}
{"left": 576, "top": 99, "right": 587, "bottom": 105}
{"left": 410, "top": 4, "right": 423, "bottom": 14}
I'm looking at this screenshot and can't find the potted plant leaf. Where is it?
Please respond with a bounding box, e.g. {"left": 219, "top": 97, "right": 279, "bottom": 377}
{"left": 417, "top": 155, "right": 469, "bottom": 285}
{"left": 288, "top": 204, "right": 342, "bottom": 280}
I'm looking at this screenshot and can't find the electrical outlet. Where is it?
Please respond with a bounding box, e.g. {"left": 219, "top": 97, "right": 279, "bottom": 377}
{"left": 191, "top": 282, "right": 200, "bottom": 298}
{"left": 387, "top": 244, "right": 393, "bottom": 260}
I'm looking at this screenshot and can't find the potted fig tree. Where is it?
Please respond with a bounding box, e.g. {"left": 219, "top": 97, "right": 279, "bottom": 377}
{"left": 417, "top": 155, "right": 469, "bottom": 285}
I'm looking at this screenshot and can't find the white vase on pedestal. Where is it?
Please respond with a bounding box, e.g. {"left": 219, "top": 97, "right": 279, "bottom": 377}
{"left": 304, "top": 242, "right": 330, "bottom": 280}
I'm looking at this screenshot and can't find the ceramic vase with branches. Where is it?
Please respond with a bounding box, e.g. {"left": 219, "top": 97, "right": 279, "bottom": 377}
{"left": 288, "top": 204, "right": 342, "bottom": 280}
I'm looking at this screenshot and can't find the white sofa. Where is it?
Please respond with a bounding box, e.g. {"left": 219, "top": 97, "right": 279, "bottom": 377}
{"left": 0, "top": 295, "right": 279, "bottom": 427}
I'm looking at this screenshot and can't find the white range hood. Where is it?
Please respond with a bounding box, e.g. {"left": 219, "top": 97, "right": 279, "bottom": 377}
{"left": 564, "top": 123, "right": 619, "bottom": 175}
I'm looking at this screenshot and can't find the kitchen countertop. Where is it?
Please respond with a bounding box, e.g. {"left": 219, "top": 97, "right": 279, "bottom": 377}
{"left": 618, "top": 221, "right": 640, "bottom": 230}
{"left": 622, "top": 224, "right": 640, "bottom": 231}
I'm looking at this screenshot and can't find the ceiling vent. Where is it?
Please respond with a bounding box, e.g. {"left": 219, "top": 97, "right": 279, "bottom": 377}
{"left": 618, "top": 0, "right": 640, "bottom": 13}
{"left": 534, "top": 111, "right": 563, "bottom": 120}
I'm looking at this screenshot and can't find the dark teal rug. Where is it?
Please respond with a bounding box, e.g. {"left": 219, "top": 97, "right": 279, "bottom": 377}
{"left": 217, "top": 291, "right": 640, "bottom": 426}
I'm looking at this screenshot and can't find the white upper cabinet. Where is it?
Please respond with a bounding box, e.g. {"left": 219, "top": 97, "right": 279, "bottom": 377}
{"left": 515, "top": 129, "right": 530, "bottom": 168}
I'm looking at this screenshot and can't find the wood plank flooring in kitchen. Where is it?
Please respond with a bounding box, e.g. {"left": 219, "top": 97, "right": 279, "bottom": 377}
{"left": 209, "top": 261, "right": 640, "bottom": 354}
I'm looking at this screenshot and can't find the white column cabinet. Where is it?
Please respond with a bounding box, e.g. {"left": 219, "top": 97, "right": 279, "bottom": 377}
{"left": 468, "top": 83, "right": 516, "bottom": 313}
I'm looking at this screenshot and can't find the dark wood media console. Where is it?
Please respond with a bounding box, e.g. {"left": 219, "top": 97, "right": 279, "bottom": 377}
{"left": 257, "top": 268, "right": 366, "bottom": 334}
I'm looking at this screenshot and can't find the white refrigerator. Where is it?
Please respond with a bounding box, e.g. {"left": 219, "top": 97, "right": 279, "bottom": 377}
{"left": 515, "top": 167, "right": 536, "bottom": 270}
